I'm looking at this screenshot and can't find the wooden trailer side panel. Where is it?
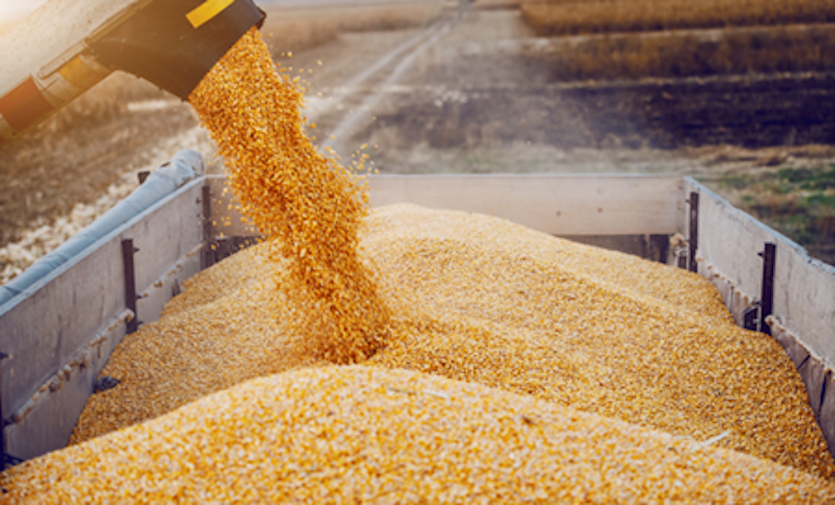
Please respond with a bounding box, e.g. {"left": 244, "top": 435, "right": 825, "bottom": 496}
{"left": 204, "top": 174, "right": 684, "bottom": 263}
{"left": 368, "top": 174, "right": 683, "bottom": 236}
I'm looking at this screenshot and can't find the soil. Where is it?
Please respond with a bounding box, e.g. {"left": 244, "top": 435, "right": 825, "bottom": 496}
{"left": 565, "top": 74, "right": 835, "bottom": 149}
{"left": 346, "top": 10, "right": 835, "bottom": 151}
{"left": 0, "top": 76, "right": 203, "bottom": 247}
{"left": 1, "top": 3, "right": 834, "bottom": 270}
{"left": 353, "top": 73, "right": 835, "bottom": 150}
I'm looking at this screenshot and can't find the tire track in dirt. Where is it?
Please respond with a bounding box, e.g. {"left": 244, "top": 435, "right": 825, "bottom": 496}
{"left": 323, "top": 7, "right": 465, "bottom": 155}
{"left": 0, "top": 125, "right": 216, "bottom": 284}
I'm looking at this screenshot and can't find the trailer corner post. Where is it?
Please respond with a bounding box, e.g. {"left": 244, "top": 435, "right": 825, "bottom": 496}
{"left": 121, "top": 238, "right": 139, "bottom": 335}
{"left": 202, "top": 184, "right": 214, "bottom": 270}
{"left": 760, "top": 242, "right": 776, "bottom": 336}
{"left": 688, "top": 192, "right": 699, "bottom": 273}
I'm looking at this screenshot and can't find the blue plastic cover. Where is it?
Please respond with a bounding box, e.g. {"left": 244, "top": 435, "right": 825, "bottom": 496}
{"left": 0, "top": 149, "right": 204, "bottom": 308}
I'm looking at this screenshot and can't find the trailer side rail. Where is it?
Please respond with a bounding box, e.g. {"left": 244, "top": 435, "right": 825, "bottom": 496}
{"left": 683, "top": 177, "right": 835, "bottom": 449}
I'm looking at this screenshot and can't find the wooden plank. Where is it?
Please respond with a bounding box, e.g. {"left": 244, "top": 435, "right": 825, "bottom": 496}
{"left": 368, "top": 174, "right": 683, "bottom": 236}
{"left": 777, "top": 246, "right": 835, "bottom": 362}
{"left": 208, "top": 174, "right": 683, "bottom": 237}
{"left": 137, "top": 247, "right": 202, "bottom": 327}
{"left": 684, "top": 179, "right": 776, "bottom": 318}
{"left": 133, "top": 179, "right": 203, "bottom": 328}
{"left": 4, "top": 313, "right": 127, "bottom": 460}
{"left": 130, "top": 181, "right": 204, "bottom": 310}
{"left": 0, "top": 238, "right": 124, "bottom": 419}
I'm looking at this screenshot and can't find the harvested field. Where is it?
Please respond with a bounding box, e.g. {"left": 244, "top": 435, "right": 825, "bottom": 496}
{"left": 360, "top": 74, "right": 835, "bottom": 151}
{"left": 522, "top": 0, "right": 835, "bottom": 36}
{"left": 473, "top": 0, "right": 522, "bottom": 9}
{"left": 517, "top": 1, "right": 835, "bottom": 89}
{"left": 0, "top": 73, "right": 199, "bottom": 249}
{"left": 534, "top": 25, "right": 835, "bottom": 81}
{"left": 704, "top": 162, "right": 835, "bottom": 260}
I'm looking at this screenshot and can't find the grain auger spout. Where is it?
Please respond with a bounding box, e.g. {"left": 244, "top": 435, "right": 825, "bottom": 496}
{"left": 0, "top": 0, "right": 266, "bottom": 151}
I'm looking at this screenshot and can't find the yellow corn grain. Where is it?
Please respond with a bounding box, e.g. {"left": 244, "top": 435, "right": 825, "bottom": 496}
{"left": 64, "top": 203, "right": 835, "bottom": 482}
{"left": 80, "top": 26, "right": 835, "bottom": 481}
{"left": 3, "top": 366, "right": 835, "bottom": 503}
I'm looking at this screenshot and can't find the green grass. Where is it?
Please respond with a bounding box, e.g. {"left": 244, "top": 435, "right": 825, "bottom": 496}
{"left": 779, "top": 166, "right": 835, "bottom": 190}
{"left": 710, "top": 164, "right": 835, "bottom": 264}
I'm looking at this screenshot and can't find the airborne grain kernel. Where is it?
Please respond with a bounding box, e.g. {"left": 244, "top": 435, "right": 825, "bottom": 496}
{"left": 188, "top": 27, "right": 391, "bottom": 365}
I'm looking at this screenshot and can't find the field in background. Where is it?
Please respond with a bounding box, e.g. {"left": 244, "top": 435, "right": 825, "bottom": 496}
{"left": 521, "top": 0, "right": 835, "bottom": 36}
{"left": 518, "top": 0, "right": 835, "bottom": 80}
{"left": 508, "top": 0, "right": 835, "bottom": 260}
{"left": 473, "top": 0, "right": 522, "bottom": 9}
{"left": 0, "top": 73, "right": 186, "bottom": 247}
{"left": 0, "top": 2, "right": 444, "bottom": 281}
{"left": 707, "top": 161, "right": 835, "bottom": 260}
{"left": 537, "top": 25, "right": 835, "bottom": 81}
{"left": 261, "top": 2, "right": 443, "bottom": 54}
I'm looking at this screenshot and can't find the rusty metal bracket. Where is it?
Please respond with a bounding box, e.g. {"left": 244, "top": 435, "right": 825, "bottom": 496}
{"left": 742, "top": 304, "right": 759, "bottom": 331}
{"left": 1, "top": 452, "right": 24, "bottom": 469}
{"left": 742, "top": 242, "right": 777, "bottom": 334}
{"left": 213, "top": 236, "right": 264, "bottom": 263}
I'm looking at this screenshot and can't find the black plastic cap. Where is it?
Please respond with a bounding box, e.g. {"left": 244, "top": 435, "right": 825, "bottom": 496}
{"left": 90, "top": 0, "right": 266, "bottom": 100}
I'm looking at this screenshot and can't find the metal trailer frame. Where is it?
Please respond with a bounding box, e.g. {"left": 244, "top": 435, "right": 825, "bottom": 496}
{"left": 1, "top": 172, "right": 833, "bottom": 462}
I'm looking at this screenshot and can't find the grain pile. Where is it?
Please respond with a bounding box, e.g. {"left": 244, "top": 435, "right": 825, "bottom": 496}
{"left": 67, "top": 202, "right": 835, "bottom": 482}
{"left": 3, "top": 366, "right": 835, "bottom": 503}
{"left": 3, "top": 24, "right": 835, "bottom": 502}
